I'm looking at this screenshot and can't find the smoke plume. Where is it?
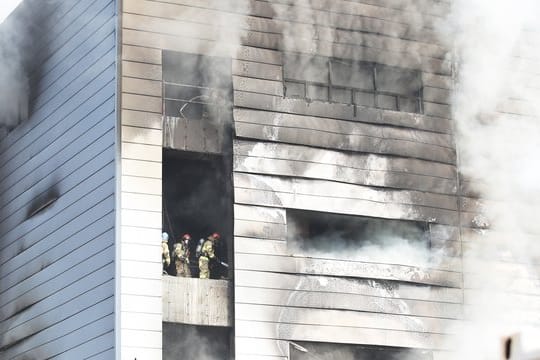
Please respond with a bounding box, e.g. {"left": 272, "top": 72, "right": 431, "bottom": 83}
{"left": 438, "top": 0, "right": 540, "bottom": 357}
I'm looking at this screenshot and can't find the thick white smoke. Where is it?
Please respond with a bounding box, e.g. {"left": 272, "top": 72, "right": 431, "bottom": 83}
{"left": 438, "top": 0, "right": 540, "bottom": 358}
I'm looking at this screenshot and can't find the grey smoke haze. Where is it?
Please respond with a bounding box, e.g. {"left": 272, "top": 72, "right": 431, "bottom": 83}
{"left": 437, "top": 0, "right": 540, "bottom": 358}
{"left": 0, "top": 11, "right": 29, "bottom": 135}
{"left": 266, "top": 0, "right": 540, "bottom": 358}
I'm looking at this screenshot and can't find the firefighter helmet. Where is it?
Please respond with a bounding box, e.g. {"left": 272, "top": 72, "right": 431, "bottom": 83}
{"left": 212, "top": 232, "right": 220, "bottom": 240}
{"left": 182, "top": 233, "right": 191, "bottom": 241}
{"left": 162, "top": 232, "right": 169, "bottom": 242}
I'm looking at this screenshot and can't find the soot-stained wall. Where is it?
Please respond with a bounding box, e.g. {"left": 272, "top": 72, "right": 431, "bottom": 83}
{"left": 0, "top": 0, "right": 117, "bottom": 358}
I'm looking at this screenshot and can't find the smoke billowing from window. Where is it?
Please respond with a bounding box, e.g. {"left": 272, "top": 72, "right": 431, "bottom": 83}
{"left": 437, "top": 0, "right": 540, "bottom": 357}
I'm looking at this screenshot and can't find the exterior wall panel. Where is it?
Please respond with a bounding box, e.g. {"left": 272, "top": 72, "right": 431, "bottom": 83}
{"left": 0, "top": 0, "right": 117, "bottom": 358}
{"left": 119, "top": 0, "right": 460, "bottom": 358}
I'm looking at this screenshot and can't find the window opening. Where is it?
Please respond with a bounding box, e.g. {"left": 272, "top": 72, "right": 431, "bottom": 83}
{"left": 162, "top": 150, "right": 232, "bottom": 280}
{"left": 287, "top": 209, "right": 431, "bottom": 265}
{"left": 163, "top": 323, "right": 231, "bottom": 360}
{"left": 283, "top": 53, "right": 423, "bottom": 114}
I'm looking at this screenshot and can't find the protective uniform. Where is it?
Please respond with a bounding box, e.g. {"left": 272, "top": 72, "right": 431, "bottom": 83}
{"left": 174, "top": 234, "right": 191, "bottom": 277}
{"left": 162, "top": 232, "right": 171, "bottom": 273}
{"left": 198, "top": 233, "right": 220, "bottom": 279}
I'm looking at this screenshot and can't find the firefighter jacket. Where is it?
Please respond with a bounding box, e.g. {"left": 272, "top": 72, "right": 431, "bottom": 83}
{"left": 173, "top": 242, "right": 190, "bottom": 263}
{"left": 162, "top": 241, "right": 171, "bottom": 266}
{"left": 200, "top": 238, "right": 216, "bottom": 259}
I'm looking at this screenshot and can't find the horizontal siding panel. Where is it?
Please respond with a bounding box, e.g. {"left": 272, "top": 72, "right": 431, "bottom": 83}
{"left": 121, "top": 175, "right": 161, "bottom": 195}
{"left": 235, "top": 187, "right": 458, "bottom": 225}
{"left": 122, "top": 125, "right": 162, "bottom": 145}
{"left": 121, "top": 209, "right": 161, "bottom": 228}
{"left": 122, "top": 159, "right": 162, "bottom": 178}
{"left": 235, "top": 220, "right": 287, "bottom": 240}
{"left": 0, "top": 263, "right": 113, "bottom": 335}
{"left": 1, "top": 280, "right": 114, "bottom": 348}
{"left": 233, "top": 76, "right": 284, "bottom": 96}
{"left": 3, "top": 312, "right": 114, "bottom": 360}
{"left": 235, "top": 285, "right": 462, "bottom": 318}
{"left": 36, "top": 11, "right": 115, "bottom": 102}
{"left": 122, "top": 45, "right": 162, "bottom": 64}
{"left": 234, "top": 140, "right": 457, "bottom": 194}
{"left": 122, "top": 143, "right": 162, "bottom": 162}
{"left": 120, "top": 260, "right": 162, "bottom": 279}
{"left": 122, "top": 77, "right": 162, "bottom": 97}
{"left": 235, "top": 140, "right": 456, "bottom": 179}
{"left": 121, "top": 312, "right": 162, "bottom": 331}
{"left": 235, "top": 236, "right": 288, "bottom": 255}
{"left": 122, "top": 60, "right": 162, "bottom": 80}
{"left": 0, "top": 103, "right": 114, "bottom": 211}
{"left": 235, "top": 109, "right": 454, "bottom": 149}
{"left": 121, "top": 278, "right": 162, "bottom": 297}
{"left": 0, "top": 211, "right": 114, "bottom": 294}
{"left": 121, "top": 243, "right": 161, "bottom": 261}
{"left": 234, "top": 96, "right": 453, "bottom": 135}
{"left": 0, "top": 129, "right": 115, "bottom": 236}
{"left": 121, "top": 192, "right": 161, "bottom": 212}
{"left": 120, "top": 294, "right": 162, "bottom": 314}
{"left": 234, "top": 154, "right": 457, "bottom": 195}
{"left": 33, "top": 23, "right": 116, "bottom": 111}
{"left": 120, "top": 329, "right": 162, "bottom": 348}
{"left": 234, "top": 235, "right": 460, "bottom": 271}
{"left": 234, "top": 122, "right": 455, "bottom": 164}
{"left": 234, "top": 204, "right": 286, "bottom": 224}
{"left": 236, "top": 337, "right": 288, "bottom": 357}
{"left": 235, "top": 172, "right": 458, "bottom": 214}
{"left": 232, "top": 60, "right": 282, "bottom": 81}
{"left": 234, "top": 270, "right": 463, "bottom": 303}
{"left": 0, "top": 174, "right": 115, "bottom": 266}
{"left": 121, "top": 109, "right": 162, "bottom": 129}
{"left": 235, "top": 253, "right": 461, "bottom": 287}
{"left": 122, "top": 93, "right": 162, "bottom": 113}
{"left": 235, "top": 320, "right": 452, "bottom": 350}
{"left": 1, "top": 240, "right": 114, "bottom": 316}
{"left": 0, "top": 67, "right": 115, "bottom": 174}
{"left": 235, "top": 304, "right": 459, "bottom": 334}
{"left": 120, "top": 226, "right": 161, "bottom": 245}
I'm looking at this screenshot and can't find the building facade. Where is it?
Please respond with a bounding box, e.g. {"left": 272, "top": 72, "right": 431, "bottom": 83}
{"left": 1, "top": 0, "right": 539, "bottom": 359}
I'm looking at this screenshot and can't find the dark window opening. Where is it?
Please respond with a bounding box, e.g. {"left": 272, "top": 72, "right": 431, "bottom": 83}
{"left": 162, "top": 51, "right": 232, "bottom": 120}
{"left": 283, "top": 53, "right": 423, "bottom": 114}
{"left": 162, "top": 149, "right": 232, "bottom": 279}
{"left": 163, "top": 323, "right": 231, "bottom": 360}
{"left": 287, "top": 209, "right": 431, "bottom": 264}
{"left": 290, "top": 341, "right": 433, "bottom": 360}
{"left": 162, "top": 51, "right": 232, "bottom": 155}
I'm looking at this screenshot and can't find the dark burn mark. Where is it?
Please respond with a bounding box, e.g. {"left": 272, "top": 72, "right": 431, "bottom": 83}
{"left": 26, "top": 187, "right": 59, "bottom": 219}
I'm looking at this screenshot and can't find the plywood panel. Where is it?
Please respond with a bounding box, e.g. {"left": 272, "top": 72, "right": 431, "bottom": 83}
{"left": 162, "top": 276, "right": 232, "bottom": 326}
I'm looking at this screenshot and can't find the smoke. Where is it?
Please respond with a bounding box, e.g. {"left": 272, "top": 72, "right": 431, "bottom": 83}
{"left": 0, "top": 7, "right": 30, "bottom": 137}
{"left": 162, "top": 323, "right": 230, "bottom": 360}
{"left": 436, "top": 0, "right": 540, "bottom": 358}
{"left": 263, "top": 0, "right": 540, "bottom": 358}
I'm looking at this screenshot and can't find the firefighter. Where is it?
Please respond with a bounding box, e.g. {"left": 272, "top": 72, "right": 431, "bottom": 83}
{"left": 161, "top": 232, "right": 170, "bottom": 274}
{"left": 198, "top": 232, "right": 220, "bottom": 279}
{"left": 174, "top": 233, "right": 191, "bottom": 277}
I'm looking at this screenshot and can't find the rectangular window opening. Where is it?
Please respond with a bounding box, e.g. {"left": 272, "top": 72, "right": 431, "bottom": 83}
{"left": 282, "top": 53, "right": 423, "bottom": 114}
{"left": 287, "top": 209, "right": 431, "bottom": 266}
{"left": 163, "top": 323, "right": 231, "bottom": 360}
{"left": 162, "top": 149, "right": 233, "bottom": 279}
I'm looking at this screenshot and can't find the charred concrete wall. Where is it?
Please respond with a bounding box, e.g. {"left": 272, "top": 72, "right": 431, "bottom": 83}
{"left": 0, "top": 0, "right": 117, "bottom": 358}
{"left": 119, "top": 0, "right": 460, "bottom": 359}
